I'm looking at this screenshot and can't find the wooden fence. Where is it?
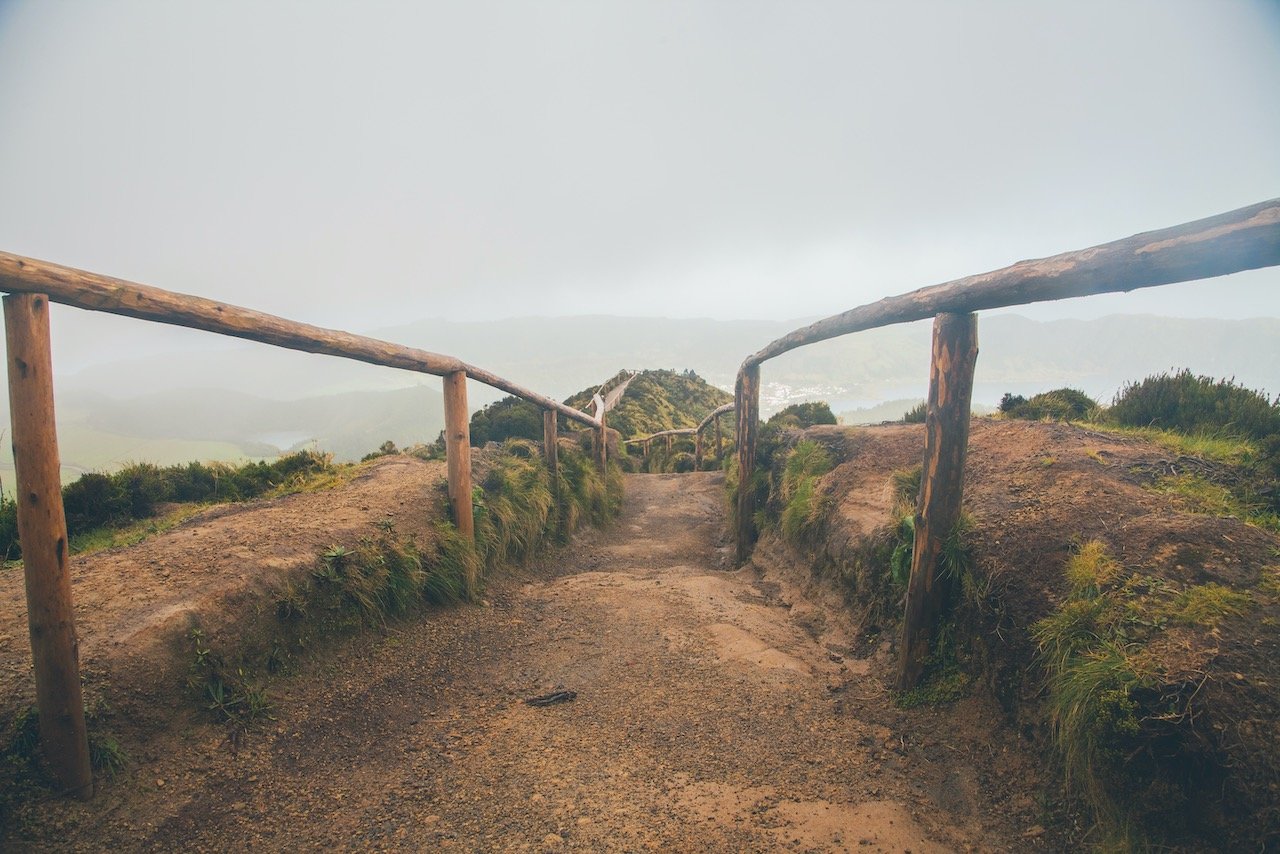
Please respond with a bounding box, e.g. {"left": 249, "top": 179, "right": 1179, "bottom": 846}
{"left": 731, "top": 197, "right": 1280, "bottom": 690}
{"left": 624, "top": 402, "right": 735, "bottom": 469}
{"left": 0, "top": 252, "right": 603, "bottom": 798}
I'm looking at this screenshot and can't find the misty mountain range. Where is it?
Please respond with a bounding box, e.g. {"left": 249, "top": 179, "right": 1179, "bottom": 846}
{"left": 4, "top": 313, "right": 1277, "bottom": 481}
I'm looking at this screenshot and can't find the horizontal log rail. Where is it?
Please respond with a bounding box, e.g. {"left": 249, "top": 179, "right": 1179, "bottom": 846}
{"left": 0, "top": 251, "right": 603, "bottom": 797}
{"left": 0, "top": 252, "right": 600, "bottom": 429}
{"left": 698, "top": 403, "right": 735, "bottom": 433}
{"left": 731, "top": 197, "right": 1280, "bottom": 690}
{"left": 624, "top": 427, "right": 695, "bottom": 445}
{"left": 623, "top": 403, "right": 735, "bottom": 446}
{"left": 744, "top": 197, "right": 1280, "bottom": 368}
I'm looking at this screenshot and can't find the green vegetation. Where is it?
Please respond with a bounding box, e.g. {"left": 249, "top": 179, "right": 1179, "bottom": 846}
{"left": 567, "top": 369, "right": 731, "bottom": 441}
{"left": 768, "top": 401, "right": 837, "bottom": 429}
{"left": 1031, "top": 539, "right": 1271, "bottom": 847}
{"left": 468, "top": 396, "right": 544, "bottom": 446}
{"left": 999, "top": 388, "right": 1098, "bottom": 421}
{"left": 571, "top": 369, "right": 732, "bottom": 472}
{"left": 184, "top": 439, "right": 621, "bottom": 737}
{"left": 2, "top": 701, "right": 127, "bottom": 824}
{"left": 778, "top": 441, "right": 833, "bottom": 542}
{"left": 1000, "top": 371, "right": 1280, "bottom": 521}
{"left": 901, "top": 401, "right": 927, "bottom": 423}
{"left": 0, "top": 450, "right": 334, "bottom": 561}
{"left": 1108, "top": 369, "right": 1278, "bottom": 439}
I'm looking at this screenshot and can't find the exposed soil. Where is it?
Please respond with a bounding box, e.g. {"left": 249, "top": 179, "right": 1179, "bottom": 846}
{"left": 795, "top": 420, "right": 1280, "bottom": 850}
{"left": 3, "top": 468, "right": 1057, "bottom": 852}
{"left": 0, "top": 455, "right": 448, "bottom": 740}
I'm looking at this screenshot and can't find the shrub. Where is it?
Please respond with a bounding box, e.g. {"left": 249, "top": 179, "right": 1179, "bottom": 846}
{"left": 1, "top": 450, "right": 333, "bottom": 560}
{"left": 1000, "top": 388, "right": 1098, "bottom": 421}
{"left": 768, "top": 401, "right": 837, "bottom": 429}
{"left": 1108, "top": 369, "right": 1279, "bottom": 440}
{"left": 901, "top": 401, "right": 927, "bottom": 423}
{"left": 778, "top": 441, "right": 833, "bottom": 542}
{"left": 469, "top": 396, "right": 544, "bottom": 446}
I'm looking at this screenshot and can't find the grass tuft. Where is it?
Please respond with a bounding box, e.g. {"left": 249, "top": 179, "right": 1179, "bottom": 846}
{"left": 1065, "top": 540, "right": 1123, "bottom": 596}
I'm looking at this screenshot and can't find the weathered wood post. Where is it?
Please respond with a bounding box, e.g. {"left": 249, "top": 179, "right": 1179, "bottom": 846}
{"left": 695, "top": 431, "right": 703, "bottom": 470}
{"left": 734, "top": 363, "right": 760, "bottom": 563}
{"left": 714, "top": 414, "right": 722, "bottom": 458}
{"left": 595, "top": 412, "right": 608, "bottom": 473}
{"left": 3, "top": 293, "right": 93, "bottom": 799}
{"left": 442, "top": 370, "right": 476, "bottom": 592}
{"left": 897, "top": 312, "right": 978, "bottom": 690}
{"left": 665, "top": 434, "right": 673, "bottom": 453}
{"left": 542, "top": 409, "right": 558, "bottom": 480}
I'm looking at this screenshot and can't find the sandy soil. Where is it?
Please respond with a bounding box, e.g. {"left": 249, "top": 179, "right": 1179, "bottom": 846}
{"left": 4, "top": 470, "right": 1055, "bottom": 852}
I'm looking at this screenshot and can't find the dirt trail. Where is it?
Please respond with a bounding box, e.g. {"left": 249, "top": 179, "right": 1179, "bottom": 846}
{"left": 12, "top": 472, "right": 1042, "bottom": 852}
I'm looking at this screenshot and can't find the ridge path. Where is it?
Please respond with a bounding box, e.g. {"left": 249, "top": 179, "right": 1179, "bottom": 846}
{"left": 31, "top": 472, "right": 1036, "bottom": 852}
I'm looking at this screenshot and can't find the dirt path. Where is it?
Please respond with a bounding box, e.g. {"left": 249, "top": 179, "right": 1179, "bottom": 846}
{"left": 13, "top": 472, "right": 1043, "bottom": 852}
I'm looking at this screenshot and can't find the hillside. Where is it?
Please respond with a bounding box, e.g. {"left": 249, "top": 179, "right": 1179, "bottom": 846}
{"left": 751, "top": 420, "right": 1280, "bottom": 851}
{"left": 564, "top": 369, "right": 732, "bottom": 438}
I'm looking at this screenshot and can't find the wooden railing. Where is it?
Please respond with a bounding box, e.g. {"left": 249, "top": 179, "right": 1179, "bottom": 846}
{"left": 0, "top": 252, "right": 604, "bottom": 798}
{"left": 731, "top": 197, "right": 1280, "bottom": 690}
{"left": 624, "top": 402, "right": 735, "bottom": 469}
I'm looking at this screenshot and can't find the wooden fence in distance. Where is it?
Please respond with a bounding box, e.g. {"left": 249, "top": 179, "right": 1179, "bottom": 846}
{"left": 624, "top": 402, "right": 735, "bottom": 469}
{"left": 0, "top": 253, "right": 604, "bottom": 799}
{"left": 731, "top": 197, "right": 1280, "bottom": 690}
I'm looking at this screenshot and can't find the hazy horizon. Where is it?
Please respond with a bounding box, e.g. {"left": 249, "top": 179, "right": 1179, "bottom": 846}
{"left": 2, "top": 0, "right": 1279, "bottom": 372}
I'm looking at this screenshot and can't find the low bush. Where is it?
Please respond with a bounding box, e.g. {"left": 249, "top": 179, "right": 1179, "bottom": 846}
{"left": 1107, "top": 369, "right": 1279, "bottom": 439}
{"left": 999, "top": 388, "right": 1097, "bottom": 421}
{"left": 1, "top": 451, "right": 333, "bottom": 560}
{"left": 768, "top": 401, "right": 837, "bottom": 429}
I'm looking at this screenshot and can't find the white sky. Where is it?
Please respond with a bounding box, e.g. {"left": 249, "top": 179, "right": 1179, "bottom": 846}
{"left": 1, "top": 0, "right": 1278, "bottom": 362}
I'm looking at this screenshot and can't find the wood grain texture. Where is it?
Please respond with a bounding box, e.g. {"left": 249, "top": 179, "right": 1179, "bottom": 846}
{"left": 442, "top": 372, "right": 475, "bottom": 594}
{"left": 734, "top": 364, "right": 761, "bottom": 563}
{"left": 595, "top": 412, "right": 608, "bottom": 472}
{"left": 0, "top": 252, "right": 598, "bottom": 428}
{"left": 4, "top": 293, "right": 92, "bottom": 798}
{"left": 543, "top": 409, "right": 559, "bottom": 482}
{"left": 897, "top": 313, "right": 979, "bottom": 690}
{"left": 746, "top": 198, "right": 1280, "bottom": 367}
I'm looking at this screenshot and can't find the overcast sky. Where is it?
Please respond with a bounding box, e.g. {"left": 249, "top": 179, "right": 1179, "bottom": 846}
{"left": 1, "top": 0, "right": 1278, "bottom": 368}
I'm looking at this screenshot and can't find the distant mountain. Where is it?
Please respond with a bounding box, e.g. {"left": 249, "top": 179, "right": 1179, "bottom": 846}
{"left": 52, "top": 314, "right": 1280, "bottom": 408}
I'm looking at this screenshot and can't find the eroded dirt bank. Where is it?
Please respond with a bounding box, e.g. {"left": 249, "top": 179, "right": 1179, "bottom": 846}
{"left": 7, "top": 471, "right": 1055, "bottom": 851}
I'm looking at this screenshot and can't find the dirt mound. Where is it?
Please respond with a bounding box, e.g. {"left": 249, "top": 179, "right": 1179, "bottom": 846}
{"left": 0, "top": 456, "right": 448, "bottom": 737}
{"left": 786, "top": 419, "right": 1280, "bottom": 850}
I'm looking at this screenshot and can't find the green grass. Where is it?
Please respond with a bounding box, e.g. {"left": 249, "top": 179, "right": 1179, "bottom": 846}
{"left": 68, "top": 503, "right": 208, "bottom": 555}
{"left": 1149, "top": 473, "right": 1280, "bottom": 532}
{"left": 1084, "top": 422, "right": 1259, "bottom": 466}
{"left": 1031, "top": 539, "right": 1265, "bottom": 847}
{"left": 187, "top": 440, "right": 620, "bottom": 733}
{"left": 779, "top": 441, "right": 833, "bottom": 542}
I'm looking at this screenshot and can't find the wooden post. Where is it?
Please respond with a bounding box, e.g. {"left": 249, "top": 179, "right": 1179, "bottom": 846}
{"left": 695, "top": 432, "right": 703, "bottom": 470}
{"left": 595, "top": 412, "right": 607, "bottom": 473}
{"left": 542, "top": 409, "right": 558, "bottom": 481}
{"left": 442, "top": 371, "right": 476, "bottom": 591}
{"left": 665, "top": 434, "right": 673, "bottom": 452}
{"left": 714, "top": 415, "right": 722, "bottom": 458}
{"left": 734, "top": 364, "right": 760, "bottom": 563}
{"left": 3, "top": 293, "right": 92, "bottom": 799}
{"left": 897, "top": 313, "right": 978, "bottom": 690}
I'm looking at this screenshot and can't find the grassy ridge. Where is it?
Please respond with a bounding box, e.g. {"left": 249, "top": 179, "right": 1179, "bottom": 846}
{"left": 0, "top": 450, "right": 334, "bottom": 560}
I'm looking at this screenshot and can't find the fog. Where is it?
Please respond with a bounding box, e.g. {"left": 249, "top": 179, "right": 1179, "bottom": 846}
{"left": 2, "top": 1, "right": 1278, "bottom": 348}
